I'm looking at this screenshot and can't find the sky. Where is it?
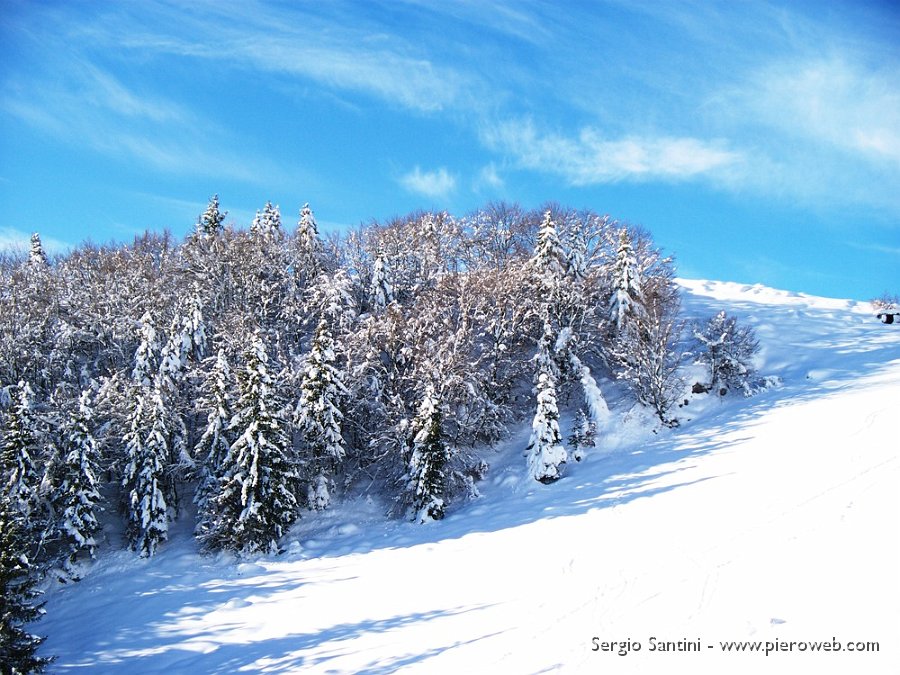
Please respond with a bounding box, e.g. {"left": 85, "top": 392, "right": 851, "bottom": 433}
{"left": 1, "top": 0, "right": 898, "bottom": 300}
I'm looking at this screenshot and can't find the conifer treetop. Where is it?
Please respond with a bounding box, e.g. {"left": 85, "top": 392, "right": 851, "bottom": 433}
{"left": 29, "top": 232, "right": 49, "bottom": 267}
{"left": 197, "top": 194, "right": 226, "bottom": 238}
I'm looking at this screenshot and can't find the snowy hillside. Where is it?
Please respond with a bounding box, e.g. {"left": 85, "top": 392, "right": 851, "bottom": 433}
{"left": 38, "top": 280, "right": 900, "bottom": 674}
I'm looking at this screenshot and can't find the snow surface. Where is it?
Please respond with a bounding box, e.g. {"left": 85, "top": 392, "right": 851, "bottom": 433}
{"left": 39, "top": 280, "right": 900, "bottom": 673}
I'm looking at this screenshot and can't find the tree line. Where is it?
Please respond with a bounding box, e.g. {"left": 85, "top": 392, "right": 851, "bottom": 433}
{"left": 0, "top": 197, "right": 759, "bottom": 671}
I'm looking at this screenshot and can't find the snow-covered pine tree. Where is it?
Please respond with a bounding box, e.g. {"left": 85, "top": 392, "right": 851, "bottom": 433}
{"left": 197, "top": 194, "right": 226, "bottom": 239}
{"left": 531, "top": 210, "right": 582, "bottom": 379}
{"left": 608, "top": 228, "right": 644, "bottom": 333}
{"left": 204, "top": 335, "right": 298, "bottom": 555}
{"left": 250, "top": 201, "right": 281, "bottom": 238}
{"left": 568, "top": 408, "right": 596, "bottom": 462}
{"left": 565, "top": 216, "right": 588, "bottom": 282}
{"left": 694, "top": 311, "right": 759, "bottom": 396}
{"left": 121, "top": 386, "right": 168, "bottom": 557}
{"left": 29, "top": 233, "right": 49, "bottom": 268}
{"left": 56, "top": 389, "right": 102, "bottom": 570}
{"left": 295, "top": 202, "right": 324, "bottom": 283}
{"left": 369, "top": 250, "right": 394, "bottom": 311}
{"left": 405, "top": 384, "right": 449, "bottom": 522}
{"left": 179, "top": 293, "right": 208, "bottom": 364}
{"left": 566, "top": 349, "right": 610, "bottom": 452}
{"left": 156, "top": 320, "right": 192, "bottom": 501}
{"left": 0, "top": 498, "right": 52, "bottom": 674}
{"left": 415, "top": 214, "right": 443, "bottom": 285}
{"left": 158, "top": 328, "right": 187, "bottom": 386}
{"left": 160, "top": 294, "right": 208, "bottom": 384}
{"left": 132, "top": 313, "right": 160, "bottom": 389}
{"left": 194, "top": 349, "right": 233, "bottom": 529}
{"left": 295, "top": 318, "right": 347, "bottom": 511}
{"left": 1, "top": 382, "right": 42, "bottom": 525}
{"left": 531, "top": 210, "right": 567, "bottom": 283}
{"left": 526, "top": 322, "right": 567, "bottom": 483}
{"left": 307, "top": 270, "right": 357, "bottom": 333}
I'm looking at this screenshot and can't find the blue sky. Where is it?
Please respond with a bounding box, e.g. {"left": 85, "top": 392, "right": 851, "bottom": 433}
{"left": 1, "top": 0, "right": 898, "bottom": 300}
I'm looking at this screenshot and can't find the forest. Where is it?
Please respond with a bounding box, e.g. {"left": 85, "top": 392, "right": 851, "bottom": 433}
{"left": 0, "top": 198, "right": 758, "bottom": 671}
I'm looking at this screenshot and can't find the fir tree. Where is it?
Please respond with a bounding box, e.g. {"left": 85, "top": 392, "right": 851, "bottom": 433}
{"left": 132, "top": 313, "right": 160, "bottom": 389}
{"left": 307, "top": 270, "right": 357, "bottom": 333}
{"left": 531, "top": 212, "right": 576, "bottom": 374}
{"left": 565, "top": 217, "right": 588, "bottom": 282}
{"left": 121, "top": 387, "right": 168, "bottom": 557}
{"left": 567, "top": 349, "right": 610, "bottom": 451}
{"left": 194, "top": 349, "right": 233, "bottom": 528}
{"left": 158, "top": 327, "right": 187, "bottom": 386}
{"left": 369, "top": 250, "right": 394, "bottom": 311}
{"left": 405, "top": 385, "right": 449, "bottom": 522}
{"left": 28, "top": 233, "right": 49, "bottom": 268}
{"left": 568, "top": 408, "right": 596, "bottom": 462}
{"left": 0, "top": 499, "right": 52, "bottom": 674}
{"left": 250, "top": 201, "right": 281, "bottom": 237}
{"left": 526, "top": 323, "right": 567, "bottom": 483}
{"left": 204, "top": 336, "right": 298, "bottom": 555}
{"left": 161, "top": 298, "right": 206, "bottom": 474}
{"left": 531, "top": 210, "right": 567, "bottom": 283}
{"left": 608, "top": 228, "right": 644, "bottom": 332}
{"left": 295, "top": 319, "right": 347, "bottom": 511}
{"left": 197, "top": 194, "right": 226, "bottom": 238}
{"left": 416, "top": 214, "right": 442, "bottom": 283}
{"left": 179, "top": 294, "right": 208, "bottom": 364}
{"left": 1, "top": 382, "right": 42, "bottom": 524}
{"left": 159, "top": 295, "right": 208, "bottom": 384}
{"left": 56, "top": 390, "right": 103, "bottom": 569}
{"left": 295, "top": 202, "right": 324, "bottom": 282}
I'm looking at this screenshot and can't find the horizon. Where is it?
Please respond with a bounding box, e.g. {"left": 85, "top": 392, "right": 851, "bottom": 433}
{"left": 2, "top": 0, "right": 898, "bottom": 301}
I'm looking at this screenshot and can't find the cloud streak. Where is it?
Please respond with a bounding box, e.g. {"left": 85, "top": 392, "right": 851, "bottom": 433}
{"left": 71, "top": 1, "right": 473, "bottom": 115}
{"left": 399, "top": 166, "right": 457, "bottom": 199}
{"left": 484, "top": 119, "right": 741, "bottom": 185}
{"left": 0, "top": 59, "right": 292, "bottom": 187}
{"left": 725, "top": 57, "right": 900, "bottom": 166}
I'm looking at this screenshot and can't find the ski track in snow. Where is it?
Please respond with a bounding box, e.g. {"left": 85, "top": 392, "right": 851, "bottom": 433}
{"left": 39, "top": 280, "right": 900, "bottom": 674}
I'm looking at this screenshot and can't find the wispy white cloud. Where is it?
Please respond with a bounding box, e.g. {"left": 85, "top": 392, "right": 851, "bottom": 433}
{"left": 475, "top": 163, "right": 505, "bottom": 191}
{"left": 700, "top": 55, "right": 900, "bottom": 214}
{"left": 484, "top": 119, "right": 741, "bottom": 185}
{"left": 236, "top": 38, "right": 463, "bottom": 113}
{"left": 74, "top": 2, "right": 472, "bottom": 115}
{"left": 78, "top": 61, "right": 188, "bottom": 123}
{"left": 731, "top": 57, "right": 900, "bottom": 166}
{"left": 0, "top": 62, "right": 290, "bottom": 186}
{"left": 846, "top": 240, "right": 900, "bottom": 256}
{"left": 399, "top": 166, "right": 457, "bottom": 199}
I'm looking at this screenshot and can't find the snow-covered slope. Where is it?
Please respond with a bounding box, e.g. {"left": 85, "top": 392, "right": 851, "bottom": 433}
{"left": 39, "top": 280, "right": 900, "bottom": 674}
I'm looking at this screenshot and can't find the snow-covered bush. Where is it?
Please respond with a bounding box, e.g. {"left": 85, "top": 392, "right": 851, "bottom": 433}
{"left": 693, "top": 311, "right": 759, "bottom": 396}
{"left": 568, "top": 408, "right": 596, "bottom": 462}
